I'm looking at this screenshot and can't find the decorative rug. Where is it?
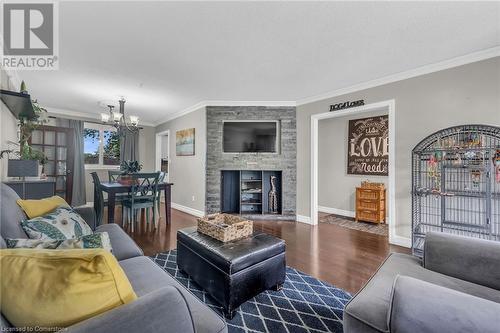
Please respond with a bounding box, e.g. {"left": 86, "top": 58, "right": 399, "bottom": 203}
{"left": 151, "top": 250, "right": 351, "bottom": 333}
{"left": 319, "top": 214, "right": 388, "bottom": 236}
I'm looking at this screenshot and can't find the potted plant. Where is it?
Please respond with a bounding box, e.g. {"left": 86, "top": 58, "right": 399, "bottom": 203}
{"left": 1, "top": 83, "right": 48, "bottom": 177}
{"left": 118, "top": 160, "right": 143, "bottom": 185}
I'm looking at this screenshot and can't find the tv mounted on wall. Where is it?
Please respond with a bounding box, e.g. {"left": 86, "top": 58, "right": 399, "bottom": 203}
{"left": 223, "top": 121, "right": 279, "bottom": 153}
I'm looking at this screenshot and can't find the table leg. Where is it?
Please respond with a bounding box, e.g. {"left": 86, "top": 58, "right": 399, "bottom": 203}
{"left": 94, "top": 187, "right": 102, "bottom": 228}
{"left": 108, "top": 192, "right": 116, "bottom": 224}
{"left": 164, "top": 185, "right": 171, "bottom": 224}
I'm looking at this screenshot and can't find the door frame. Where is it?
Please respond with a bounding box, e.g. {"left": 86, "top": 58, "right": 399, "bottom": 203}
{"left": 310, "top": 99, "right": 407, "bottom": 247}
{"left": 155, "top": 130, "right": 170, "bottom": 182}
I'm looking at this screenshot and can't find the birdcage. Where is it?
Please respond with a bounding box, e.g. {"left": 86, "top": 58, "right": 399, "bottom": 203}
{"left": 412, "top": 124, "right": 500, "bottom": 257}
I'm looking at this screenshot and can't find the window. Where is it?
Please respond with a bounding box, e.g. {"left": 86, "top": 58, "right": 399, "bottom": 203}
{"left": 84, "top": 123, "right": 120, "bottom": 167}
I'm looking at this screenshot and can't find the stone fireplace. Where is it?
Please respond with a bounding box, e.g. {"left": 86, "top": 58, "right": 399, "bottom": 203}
{"left": 205, "top": 106, "right": 296, "bottom": 219}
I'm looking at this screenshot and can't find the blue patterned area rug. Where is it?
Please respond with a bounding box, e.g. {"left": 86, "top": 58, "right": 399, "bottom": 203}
{"left": 151, "top": 250, "right": 351, "bottom": 333}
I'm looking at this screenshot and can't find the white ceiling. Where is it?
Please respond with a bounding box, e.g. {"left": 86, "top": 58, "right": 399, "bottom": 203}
{"left": 17, "top": 1, "right": 500, "bottom": 125}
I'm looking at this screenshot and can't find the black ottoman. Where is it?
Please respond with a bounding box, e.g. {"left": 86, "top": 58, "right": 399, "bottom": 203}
{"left": 177, "top": 227, "right": 286, "bottom": 318}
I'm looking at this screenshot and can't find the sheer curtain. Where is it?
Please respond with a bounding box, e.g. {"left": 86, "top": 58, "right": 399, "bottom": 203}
{"left": 120, "top": 130, "right": 139, "bottom": 162}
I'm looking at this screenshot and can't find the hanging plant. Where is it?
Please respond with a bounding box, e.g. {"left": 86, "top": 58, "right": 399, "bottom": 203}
{"left": 0, "top": 81, "right": 49, "bottom": 165}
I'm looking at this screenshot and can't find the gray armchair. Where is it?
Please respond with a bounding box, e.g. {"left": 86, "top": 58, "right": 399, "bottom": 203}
{"left": 389, "top": 275, "right": 500, "bottom": 333}
{"left": 344, "top": 232, "right": 500, "bottom": 333}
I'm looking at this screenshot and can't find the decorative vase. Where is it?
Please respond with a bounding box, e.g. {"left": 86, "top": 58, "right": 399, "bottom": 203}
{"left": 118, "top": 174, "right": 135, "bottom": 185}
{"left": 268, "top": 176, "right": 278, "bottom": 214}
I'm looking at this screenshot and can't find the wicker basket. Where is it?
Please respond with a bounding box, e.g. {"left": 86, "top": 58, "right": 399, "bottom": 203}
{"left": 197, "top": 214, "right": 253, "bottom": 242}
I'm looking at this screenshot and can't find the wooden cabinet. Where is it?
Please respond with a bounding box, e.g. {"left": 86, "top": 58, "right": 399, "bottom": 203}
{"left": 355, "top": 186, "right": 386, "bottom": 224}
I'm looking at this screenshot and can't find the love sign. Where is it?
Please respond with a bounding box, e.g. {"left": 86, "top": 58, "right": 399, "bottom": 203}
{"left": 347, "top": 115, "right": 388, "bottom": 176}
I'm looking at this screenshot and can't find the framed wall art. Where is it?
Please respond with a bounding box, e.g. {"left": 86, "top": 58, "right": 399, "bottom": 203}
{"left": 176, "top": 128, "right": 195, "bottom": 156}
{"left": 347, "top": 115, "right": 388, "bottom": 176}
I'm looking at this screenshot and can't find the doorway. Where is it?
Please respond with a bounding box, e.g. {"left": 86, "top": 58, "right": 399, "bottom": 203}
{"left": 317, "top": 109, "right": 389, "bottom": 237}
{"left": 310, "top": 100, "right": 406, "bottom": 247}
{"left": 30, "top": 125, "right": 75, "bottom": 203}
{"left": 155, "top": 130, "right": 169, "bottom": 181}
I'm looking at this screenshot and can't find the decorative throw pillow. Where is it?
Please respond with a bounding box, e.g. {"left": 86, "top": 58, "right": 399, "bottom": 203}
{"left": 21, "top": 206, "right": 93, "bottom": 240}
{"left": 0, "top": 249, "right": 137, "bottom": 328}
{"left": 5, "top": 232, "right": 112, "bottom": 252}
{"left": 16, "top": 195, "right": 70, "bottom": 219}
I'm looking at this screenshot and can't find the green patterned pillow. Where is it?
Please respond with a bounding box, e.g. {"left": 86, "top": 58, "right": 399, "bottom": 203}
{"left": 21, "top": 206, "right": 93, "bottom": 240}
{"left": 5, "top": 232, "right": 112, "bottom": 252}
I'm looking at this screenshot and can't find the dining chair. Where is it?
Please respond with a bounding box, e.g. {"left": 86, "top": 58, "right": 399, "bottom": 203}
{"left": 121, "top": 172, "right": 160, "bottom": 232}
{"left": 108, "top": 170, "right": 134, "bottom": 207}
{"left": 90, "top": 172, "right": 104, "bottom": 226}
{"left": 108, "top": 170, "right": 122, "bottom": 182}
{"left": 154, "top": 171, "right": 167, "bottom": 221}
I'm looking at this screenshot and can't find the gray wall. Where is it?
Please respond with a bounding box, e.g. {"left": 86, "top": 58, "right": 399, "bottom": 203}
{"left": 205, "top": 106, "right": 297, "bottom": 216}
{"left": 155, "top": 107, "right": 207, "bottom": 212}
{"left": 318, "top": 110, "right": 388, "bottom": 215}
{"left": 298, "top": 57, "right": 500, "bottom": 239}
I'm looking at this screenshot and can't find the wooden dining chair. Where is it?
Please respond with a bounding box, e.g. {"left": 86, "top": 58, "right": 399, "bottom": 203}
{"left": 108, "top": 170, "right": 122, "bottom": 182}
{"left": 154, "top": 171, "right": 167, "bottom": 221}
{"left": 90, "top": 172, "right": 104, "bottom": 226}
{"left": 108, "top": 170, "right": 131, "bottom": 204}
{"left": 121, "top": 172, "right": 160, "bottom": 232}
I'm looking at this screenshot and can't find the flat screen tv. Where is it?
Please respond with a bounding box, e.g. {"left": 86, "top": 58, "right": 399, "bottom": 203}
{"left": 223, "top": 121, "right": 278, "bottom": 153}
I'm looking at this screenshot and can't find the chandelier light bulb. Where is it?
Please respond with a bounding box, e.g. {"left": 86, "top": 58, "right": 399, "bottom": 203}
{"left": 112, "top": 111, "right": 122, "bottom": 122}
{"left": 129, "top": 115, "right": 139, "bottom": 126}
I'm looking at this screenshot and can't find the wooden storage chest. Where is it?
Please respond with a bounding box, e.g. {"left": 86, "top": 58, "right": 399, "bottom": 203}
{"left": 355, "top": 185, "right": 386, "bottom": 224}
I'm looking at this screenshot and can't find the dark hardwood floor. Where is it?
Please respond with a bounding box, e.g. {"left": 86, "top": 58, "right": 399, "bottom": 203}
{"left": 106, "top": 206, "right": 409, "bottom": 294}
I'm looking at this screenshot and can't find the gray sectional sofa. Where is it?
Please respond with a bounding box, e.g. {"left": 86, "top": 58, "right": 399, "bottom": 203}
{"left": 0, "top": 183, "right": 227, "bottom": 333}
{"left": 344, "top": 231, "right": 500, "bottom": 333}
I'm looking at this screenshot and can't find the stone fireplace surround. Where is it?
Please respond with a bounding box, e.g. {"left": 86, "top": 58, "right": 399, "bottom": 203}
{"left": 205, "top": 106, "right": 297, "bottom": 219}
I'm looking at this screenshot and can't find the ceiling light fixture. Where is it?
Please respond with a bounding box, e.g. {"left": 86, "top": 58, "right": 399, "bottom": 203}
{"left": 100, "top": 98, "right": 139, "bottom": 134}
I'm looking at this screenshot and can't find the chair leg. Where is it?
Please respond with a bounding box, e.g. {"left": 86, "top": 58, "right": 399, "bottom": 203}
{"left": 127, "top": 207, "right": 131, "bottom": 229}
{"left": 130, "top": 208, "right": 134, "bottom": 233}
{"left": 121, "top": 205, "right": 124, "bottom": 227}
{"left": 157, "top": 199, "right": 162, "bottom": 218}
{"left": 146, "top": 207, "right": 150, "bottom": 225}
{"left": 152, "top": 206, "right": 157, "bottom": 229}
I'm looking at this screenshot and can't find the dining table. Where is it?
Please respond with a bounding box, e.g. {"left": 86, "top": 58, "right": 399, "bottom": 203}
{"left": 98, "top": 181, "right": 173, "bottom": 225}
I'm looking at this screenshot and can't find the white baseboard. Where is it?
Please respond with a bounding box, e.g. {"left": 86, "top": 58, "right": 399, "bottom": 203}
{"left": 296, "top": 214, "right": 312, "bottom": 225}
{"left": 389, "top": 235, "right": 412, "bottom": 248}
{"left": 318, "top": 206, "right": 355, "bottom": 218}
{"left": 171, "top": 202, "right": 205, "bottom": 218}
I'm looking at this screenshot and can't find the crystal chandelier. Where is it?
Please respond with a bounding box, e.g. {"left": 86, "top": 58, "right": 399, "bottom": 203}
{"left": 100, "top": 98, "right": 139, "bottom": 134}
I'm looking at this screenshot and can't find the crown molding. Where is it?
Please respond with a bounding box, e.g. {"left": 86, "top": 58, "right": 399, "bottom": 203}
{"left": 296, "top": 46, "right": 500, "bottom": 106}
{"left": 46, "top": 106, "right": 156, "bottom": 127}
{"left": 8, "top": 46, "right": 498, "bottom": 128}
{"left": 156, "top": 101, "right": 207, "bottom": 125}
{"left": 156, "top": 47, "right": 500, "bottom": 126}
{"left": 156, "top": 100, "right": 296, "bottom": 125}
